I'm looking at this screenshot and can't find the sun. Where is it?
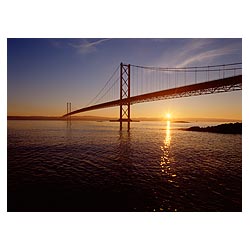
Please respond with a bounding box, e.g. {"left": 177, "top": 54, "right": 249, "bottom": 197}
{"left": 165, "top": 113, "right": 171, "bottom": 120}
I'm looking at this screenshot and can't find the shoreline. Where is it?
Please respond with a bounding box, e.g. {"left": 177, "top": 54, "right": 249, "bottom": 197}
{"left": 181, "top": 122, "right": 242, "bottom": 134}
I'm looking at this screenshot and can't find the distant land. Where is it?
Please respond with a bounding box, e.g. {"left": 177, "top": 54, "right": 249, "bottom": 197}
{"left": 182, "top": 122, "right": 242, "bottom": 134}
{"left": 7, "top": 115, "right": 241, "bottom": 123}
{"left": 7, "top": 115, "right": 109, "bottom": 121}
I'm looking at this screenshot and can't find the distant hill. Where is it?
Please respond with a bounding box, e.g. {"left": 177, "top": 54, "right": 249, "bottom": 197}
{"left": 8, "top": 116, "right": 61, "bottom": 120}
{"left": 7, "top": 115, "right": 112, "bottom": 121}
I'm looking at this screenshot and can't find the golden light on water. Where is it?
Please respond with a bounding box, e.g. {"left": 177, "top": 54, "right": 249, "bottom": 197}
{"left": 160, "top": 120, "right": 171, "bottom": 171}
{"left": 165, "top": 121, "right": 171, "bottom": 146}
{"left": 160, "top": 120, "right": 177, "bottom": 200}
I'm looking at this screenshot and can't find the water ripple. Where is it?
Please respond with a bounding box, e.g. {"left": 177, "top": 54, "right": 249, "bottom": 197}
{"left": 8, "top": 121, "right": 242, "bottom": 211}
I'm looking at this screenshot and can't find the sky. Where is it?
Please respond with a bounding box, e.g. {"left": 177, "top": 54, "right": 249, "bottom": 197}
{"left": 7, "top": 38, "right": 242, "bottom": 120}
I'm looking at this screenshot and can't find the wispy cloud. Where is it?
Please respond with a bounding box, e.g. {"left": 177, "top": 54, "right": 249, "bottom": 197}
{"left": 49, "top": 39, "right": 65, "bottom": 48}
{"left": 153, "top": 39, "right": 241, "bottom": 68}
{"left": 176, "top": 46, "right": 241, "bottom": 67}
{"left": 68, "top": 38, "right": 111, "bottom": 54}
{"left": 49, "top": 38, "right": 111, "bottom": 54}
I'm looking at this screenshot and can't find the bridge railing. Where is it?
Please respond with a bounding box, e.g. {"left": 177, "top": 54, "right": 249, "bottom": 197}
{"left": 130, "top": 62, "right": 242, "bottom": 97}
{"left": 79, "top": 62, "right": 242, "bottom": 109}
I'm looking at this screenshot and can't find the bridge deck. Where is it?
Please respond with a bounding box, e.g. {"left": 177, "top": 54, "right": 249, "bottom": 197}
{"left": 62, "top": 75, "right": 242, "bottom": 117}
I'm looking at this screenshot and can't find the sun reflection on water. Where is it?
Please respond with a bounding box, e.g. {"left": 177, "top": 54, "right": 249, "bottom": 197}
{"left": 165, "top": 120, "right": 171, "bottom": 146}
{"left": 160, "top": 120, "right": 171, "bottom": 172}
{"left": 159, "top": 120, "right": 178, "bottom": 211}
{"left": 160, "top": 121, "right": 177, "bottom": 178}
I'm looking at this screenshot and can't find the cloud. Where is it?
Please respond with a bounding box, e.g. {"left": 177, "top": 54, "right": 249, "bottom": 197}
{"left": 153, "top": 39, "right": 241, "bottom": 68}
{"left": 176, "top": 46, "right": 241, "bottom": 68}
{"left": 68, "top": 38, "right": 111, "bottom": 54}
{"left": 49, "top": 39, "right": 65, "bottom": 48}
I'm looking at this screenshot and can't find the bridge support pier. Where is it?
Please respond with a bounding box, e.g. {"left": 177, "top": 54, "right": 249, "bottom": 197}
{"left": 119, "top": 63, "right": 131, "bottom": 131}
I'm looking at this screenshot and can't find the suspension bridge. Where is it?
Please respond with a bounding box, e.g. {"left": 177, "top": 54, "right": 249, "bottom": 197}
{"left": 63, "top": 62, "right": 242, "bottom": 131}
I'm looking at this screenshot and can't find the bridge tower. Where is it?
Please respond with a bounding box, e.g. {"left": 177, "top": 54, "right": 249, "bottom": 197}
{"left": 119, "top": 63, "right": 131, "bottom": 131}
{"left": 66, "top": 102, "right": 71, "bottom": 120}
{"left": 66, "top": 102, "right": 71, "bottom": 127}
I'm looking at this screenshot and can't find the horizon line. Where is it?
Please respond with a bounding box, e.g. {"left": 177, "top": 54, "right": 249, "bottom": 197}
{"left": 7, "top": 115, "right": 242, "bottom": 122}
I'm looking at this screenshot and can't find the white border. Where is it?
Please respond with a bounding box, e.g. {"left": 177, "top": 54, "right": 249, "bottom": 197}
{"left": 1, "top": 1, "right": 249, "bottom": 250}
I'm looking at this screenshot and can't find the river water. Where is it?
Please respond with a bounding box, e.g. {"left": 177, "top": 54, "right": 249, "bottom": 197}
{"left": 7, "top": 120, "right": 242, "bottom": 212}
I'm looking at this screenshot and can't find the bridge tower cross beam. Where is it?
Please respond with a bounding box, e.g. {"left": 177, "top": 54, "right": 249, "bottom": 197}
{"left": 119, "top": 62, "right": 131, "bottom": 131}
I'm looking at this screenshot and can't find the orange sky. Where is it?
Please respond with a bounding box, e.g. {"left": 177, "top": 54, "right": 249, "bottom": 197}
{"left": 8, "top": 38, "right": 242, "bottom": 120}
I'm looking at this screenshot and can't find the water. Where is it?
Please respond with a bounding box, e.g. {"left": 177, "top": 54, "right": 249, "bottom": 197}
{"left": 7, "top": 120, "right": 242, "bottom": 212}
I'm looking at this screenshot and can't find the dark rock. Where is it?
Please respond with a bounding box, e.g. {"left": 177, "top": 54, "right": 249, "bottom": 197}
{"left": 184, "top": 122, "right": 242, "bottom": 134}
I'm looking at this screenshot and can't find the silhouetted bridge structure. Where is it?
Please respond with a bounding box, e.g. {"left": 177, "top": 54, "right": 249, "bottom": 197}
{"left": 63, "top": 62, "right": 242, "bottom": 131}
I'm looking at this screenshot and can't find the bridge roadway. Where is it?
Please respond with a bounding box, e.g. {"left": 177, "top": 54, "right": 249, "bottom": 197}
{"left": 62, "top": 75, "right": 242, "bottom": 118}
